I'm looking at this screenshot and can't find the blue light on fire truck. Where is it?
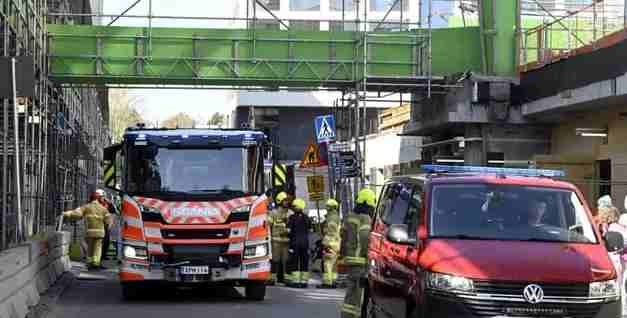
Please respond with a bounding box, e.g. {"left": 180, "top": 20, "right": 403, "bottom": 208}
{"left": 421, "top": 165, "right": 566, "bottom": 178}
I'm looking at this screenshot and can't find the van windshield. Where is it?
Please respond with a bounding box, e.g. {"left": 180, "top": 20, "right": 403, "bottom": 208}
{"left": 429, "top": 184, "right": 598, "bottom": 243}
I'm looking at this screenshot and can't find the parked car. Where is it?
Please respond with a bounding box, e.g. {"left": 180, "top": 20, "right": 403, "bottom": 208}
{"left": 364, "top": 165, "right": 624, "bottom": 318}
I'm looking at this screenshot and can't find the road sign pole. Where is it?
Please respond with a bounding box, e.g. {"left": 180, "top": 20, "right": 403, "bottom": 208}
{"left": 314, "top": 165, "right": 321, "bottom": 234}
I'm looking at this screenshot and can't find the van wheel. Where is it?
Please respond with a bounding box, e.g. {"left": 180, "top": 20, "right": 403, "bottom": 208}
{"left": 245, "top": 282, "right": 267, "bottom": 301}
{"left": 121, "top": 283, "right": 143, "bottom": 301}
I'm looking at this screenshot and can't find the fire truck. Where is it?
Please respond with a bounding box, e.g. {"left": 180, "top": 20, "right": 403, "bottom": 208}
{"left": 103, "top": 127, "right": 271, "bottom": 300}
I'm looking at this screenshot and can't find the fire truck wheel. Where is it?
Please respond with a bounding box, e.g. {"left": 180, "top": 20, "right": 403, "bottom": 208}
{"left": 121, "top": 283, "right": 143, "bottom": 301}
{"left": 245, "top": 282, "right": 267, "bottom": 301}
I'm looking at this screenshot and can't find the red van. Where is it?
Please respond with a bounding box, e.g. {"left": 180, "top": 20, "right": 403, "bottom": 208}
{"left": 365, "top": 165, "right": 624, "bottom": 318}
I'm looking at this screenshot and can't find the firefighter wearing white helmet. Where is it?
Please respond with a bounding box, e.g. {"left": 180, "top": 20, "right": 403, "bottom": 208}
{"left": 321, "top": 198, "right": 341, "bottom": 288}
{"left": 63, "top": 189, "right": 112, "bottom": 270}
{"left": 340, "top": 188, "right": 376, "bottom": 318}
{"left": 268, "top": 191, "right": 292, "bottom": 284}
{"left": 286, "top": 198, "right": 311, "bottom": 288}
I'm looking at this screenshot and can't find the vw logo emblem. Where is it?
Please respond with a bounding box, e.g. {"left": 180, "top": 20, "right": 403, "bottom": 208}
{"left": 523, "top": 284, "right": 544, "bottom": 304}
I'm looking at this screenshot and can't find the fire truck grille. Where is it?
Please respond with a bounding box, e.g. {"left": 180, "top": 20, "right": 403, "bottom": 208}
{"left": 161, "top": 228, "right": 231, "bottom": 240}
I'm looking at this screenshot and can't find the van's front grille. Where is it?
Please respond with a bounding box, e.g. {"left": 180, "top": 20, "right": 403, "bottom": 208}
{"left": 473, "top": 281, "right": 590, "bottom": 297}
{"left": 429, "top": 291, "right": 602, "bottom": 318}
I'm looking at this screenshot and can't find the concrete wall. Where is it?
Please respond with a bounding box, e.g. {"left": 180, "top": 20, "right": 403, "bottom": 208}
{"left": 536, "top": 108, "right": 627, "bottom": 207}
{"left": 364, "top": 132, "right": 421, "bottom": 175}
{"left": 408, "top": 79, "right": 527, "bottom": 135}
{"left": 0, "top": 232, "right": 71, "bottom": 318}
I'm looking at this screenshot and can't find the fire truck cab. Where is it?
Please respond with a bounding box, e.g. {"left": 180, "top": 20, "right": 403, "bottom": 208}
{"left": 103, "top": 127, "right": 271, "bottom": 300}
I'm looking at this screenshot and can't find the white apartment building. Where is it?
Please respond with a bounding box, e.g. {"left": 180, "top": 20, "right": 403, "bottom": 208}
{"left": 235, "top": 0, "right": 421, "bottom": 31}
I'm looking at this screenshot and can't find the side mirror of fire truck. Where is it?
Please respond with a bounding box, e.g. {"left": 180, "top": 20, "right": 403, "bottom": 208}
{"left": 103, "top": 143, "right": 123, "bottom": 192}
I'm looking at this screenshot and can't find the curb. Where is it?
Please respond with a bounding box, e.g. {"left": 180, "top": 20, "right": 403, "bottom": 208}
{"left": 25, "top": 272, "right": 76, "bottom": 318}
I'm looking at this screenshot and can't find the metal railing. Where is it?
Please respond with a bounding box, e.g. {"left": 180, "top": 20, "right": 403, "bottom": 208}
{"left": 519, "top": 0, "right": 626, "bottom": 69}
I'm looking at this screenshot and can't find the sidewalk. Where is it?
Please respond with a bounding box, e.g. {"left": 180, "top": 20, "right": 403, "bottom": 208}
{"left": 71, "top": 260, "right": 118, "bottom": 281}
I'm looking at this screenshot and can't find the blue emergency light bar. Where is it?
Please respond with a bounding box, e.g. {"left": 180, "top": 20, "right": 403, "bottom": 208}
{"left": 421, "top": 165, "right": 566, "bottom": 178}
{"left": 124, "top": 129, "right": 266, "bottom": 147}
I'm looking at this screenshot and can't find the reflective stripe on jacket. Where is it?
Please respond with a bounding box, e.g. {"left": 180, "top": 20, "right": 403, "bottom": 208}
{"left": 269, "top": 207, "right": 291, "bottom": 243}
{"left": 322, "top": 212, "right": 341, "bottom": 252}
{"left": 340, "top": 213, "right": 371, "bottom": 266}
{"left": 63, "top": 200, "right": 112, "bottom": 238}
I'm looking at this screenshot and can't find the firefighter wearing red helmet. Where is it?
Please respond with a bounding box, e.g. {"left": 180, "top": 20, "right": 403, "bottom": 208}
{"left": 63, "top": 189, "right": 112, "bottom": 270}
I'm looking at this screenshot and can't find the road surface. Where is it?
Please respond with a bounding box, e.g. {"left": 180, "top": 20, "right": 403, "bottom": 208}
{"left": 49, "top": 267, "right": 344, "bottom": 318}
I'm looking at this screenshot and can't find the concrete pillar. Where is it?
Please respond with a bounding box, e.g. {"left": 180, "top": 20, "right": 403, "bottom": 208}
{"left": 464, "top": 124, "right": 485, "bottom": 165}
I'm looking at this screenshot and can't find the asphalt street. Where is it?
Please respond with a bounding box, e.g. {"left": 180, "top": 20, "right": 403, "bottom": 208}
{"left": 47, "top": 268, "right": 344, "bottom": 318}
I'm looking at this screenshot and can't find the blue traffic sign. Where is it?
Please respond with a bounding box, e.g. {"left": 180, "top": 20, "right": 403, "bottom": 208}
{"left": 314, "top": 115, "right": 336, "bottom": 143}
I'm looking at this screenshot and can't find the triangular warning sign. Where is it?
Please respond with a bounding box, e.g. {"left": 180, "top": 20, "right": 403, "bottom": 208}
{"left": 300, "top": 143, "right": 325, "bottom": 168}
{"left": 317, "top": 117, "right": 335, "bottom": 141}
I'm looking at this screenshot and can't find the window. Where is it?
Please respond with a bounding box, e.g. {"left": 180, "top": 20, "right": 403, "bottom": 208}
{"left": 126, "top": 146, "right": 247, "bottom": 194}
{"left": 429, "top": 184, "right": 598, "bottom": 243}
{"left": 329, "top": 21, "right": 358, "bottom": 31}
{"left": 370, "top": 22, "right": 406, "bottom": 32}
{"left": 289, "top": 20, "right": 320, "bottom": 31}
{"left": 405, "top": 185, "right": 422, "bottom": 239}
{"left": 290, "top": 0, "right": 320, "bottom": 11}
{"left": 259, "top": 0, "right": 280, "bottom": 10}
{"left": 564, "top": 0, "right": 589, "bottom": 9}
{"left": 370, "top": 0, "right": 408, "bottom": 12}
{"left": 330, "top": 0, "right": 356, "bottom": 11}
{"left": 375, "top": 185, "right": 389, "bottom": 220}
{"left": 380, "top": 183, "right": 412, "bottom": 225}
{"left": 520, "top": 0, "right": 556, "bottom": 13}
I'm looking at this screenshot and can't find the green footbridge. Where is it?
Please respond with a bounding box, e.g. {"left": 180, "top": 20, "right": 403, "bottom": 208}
{"left": 47, "top": 0, "right": 516, "bottom": 88}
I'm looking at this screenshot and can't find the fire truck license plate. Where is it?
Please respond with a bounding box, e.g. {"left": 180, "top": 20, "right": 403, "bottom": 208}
{"left": 180, "top": 266, "right": 210, "bottom": 275}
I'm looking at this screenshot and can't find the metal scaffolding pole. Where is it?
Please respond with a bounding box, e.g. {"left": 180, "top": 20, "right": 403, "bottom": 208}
{"left": 11, "top": 58, "right": 22, "bottom": 241}
{"left": 1, "top": 0, "right": 110, "bottom": 250}
{"left": 361, "top": 0, "right": 368, "bottom": 187}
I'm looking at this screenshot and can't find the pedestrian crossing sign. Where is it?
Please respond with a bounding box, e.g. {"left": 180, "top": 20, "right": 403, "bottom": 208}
{"left": 314, "top": 115, "right": 336, "bottom": 143}
{"left": 300, "top": 142, "right": 326, "bottom": 168}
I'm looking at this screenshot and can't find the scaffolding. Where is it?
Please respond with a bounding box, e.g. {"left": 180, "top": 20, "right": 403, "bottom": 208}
{"left": 519, "top": 0, "right": 627, "bottom": 69}
{"left": 0, "top": 0, "right": 109, "bottom": 250}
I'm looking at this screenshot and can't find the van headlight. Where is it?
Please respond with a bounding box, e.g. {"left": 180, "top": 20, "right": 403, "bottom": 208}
{"left": 590, "top": 279, "right": 619, "bottom": 299}
{"left": 244, "top": 243, "right": 268, "bottom": 259}
{"left": 123, "top": 245, "right": 147, "bottom": 260}
{"left": 426, "top": 272, "right": 474, "bottom": 292}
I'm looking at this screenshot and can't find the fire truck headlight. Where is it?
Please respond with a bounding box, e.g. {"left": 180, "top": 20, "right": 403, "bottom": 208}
{"left": 231, "top": 205, "right": 251, "bottom": 214}
{"left": 123, "top": 245, "right": 147, "bottom": 259}
{"left": 244, "top": 243, "right": 268, "bottom": 259}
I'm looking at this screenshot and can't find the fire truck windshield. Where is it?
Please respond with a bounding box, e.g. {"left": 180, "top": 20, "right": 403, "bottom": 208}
{"left": 126, "top": 146, "right": 249, "bottom": 195}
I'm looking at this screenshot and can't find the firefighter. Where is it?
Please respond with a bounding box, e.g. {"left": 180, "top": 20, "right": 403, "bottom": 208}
{"left": 340, "top": 188, "right": 376, "bottom": 318}
{"left": 63, "top": 189, "right": 113, "bottom": 270}
{"left": 268, "top": 191, "right": 291, "bottom": 285}
{"left": 321, "top": 198, "right": 341, "bottom": 288}
{"left": 286, "top": 198, "right": 311, "bottom": 288}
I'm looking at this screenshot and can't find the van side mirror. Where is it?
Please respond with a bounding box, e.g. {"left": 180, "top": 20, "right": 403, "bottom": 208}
{"left": 605, "top": 231, "right": 624, "bottom": 252}
{"left": 386, "top": 224, "right": 417, "bottom": 245}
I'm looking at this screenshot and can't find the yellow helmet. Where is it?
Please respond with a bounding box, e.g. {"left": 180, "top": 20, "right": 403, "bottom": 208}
{"left": 356, "top": 188, "right": 377, "bottom": 208}
{"left": 276, "top": 192, "right": 288, "bottom": 204}
{"left": 292, "top": 198, "right": 306, "bottom": 211}
{"left": 326, "top": 198, "right": 339, "bottom": 210}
